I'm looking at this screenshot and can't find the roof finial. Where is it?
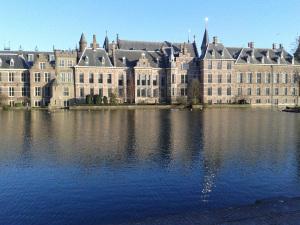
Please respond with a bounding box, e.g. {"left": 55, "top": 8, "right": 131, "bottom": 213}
{"left": 193, "top": 35, "right": 196, "bottom": 43}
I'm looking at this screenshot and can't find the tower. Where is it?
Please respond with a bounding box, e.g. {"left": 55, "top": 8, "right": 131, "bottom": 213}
{"left": 79, "top": 33, "right": 87, "bottom": 52}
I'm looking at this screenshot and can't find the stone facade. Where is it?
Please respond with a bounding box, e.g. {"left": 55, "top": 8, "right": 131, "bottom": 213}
{"left": 0, "top": 31, "right": 299, "bottom": 108}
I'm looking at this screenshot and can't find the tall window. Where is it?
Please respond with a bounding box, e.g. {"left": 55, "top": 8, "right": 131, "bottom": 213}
{"left": 90, "top": 88, "right": 94, "bottom": 96}
{"left": 9, "top": 72, "right": 14, "bottom": 82}
{"left": 22, "top": 87, "right": 27, "bottom": 97}
{"left": 63, "top": 87, "right": 69, "bottom": 96}
{"left": 266, "top": 73, "right": 271, "bottom": 83}
{"left": 275, "top": 88, "right": 279, "bottom": 95}
{"left": 257, "top": 73, "right": 262, "bottom": 84}
{"left": 238, "top": 87, "right": 242, "bottom": 96}
{"left": 80, "top": 88, "right": 84, "bottom": 97}
{"left": 79, "top": 73, "right": 84, "bottom": 83}
{"left": 217, "top": 61, "right": 222, "bottom": 69}
{"left": 257, "top": 88, "right": 261, "bottom": 96}
{"left": 247, "top": 88, "right": 252, "bottom": 96}
{"left": 44, "top": 73, "right": 50, "bottom": 82}
{"left": 0, "top": 72, "right": 2, "bottom": 81}
{"left": 227, "top": 74, "right": 231, "bottom": 83}
{"left": 247, "top": 73, "right": 253, "bottom": 83}
{"left": 284, "top": 88, "right": 288, "bottom": 96}
{"left": 292, "top": 88, "right": 296, "bottom": 96}
{"left": 172, "top": 74, "right": 175, "bottom": 84}
{"left": 181, "top": 75, "right": 185, "bottom": 84}
{"left": 266, "top": 88, "right": 270, "bottom": 96}
{"left": 21, "top": 72, "right": 27, "bottom": 82}
{"left": 218, "top": 87, "right": 222, "bottom": 96}
{"left": 99, "top": 88, "right": 103, "bottom": 97}
{"left": 35, "top": 73, "right": 41, "bottom": 82}
{"left": 207, "top": 87, "right": 212, "bottom": 96}
{"left": 283, "top": 74, "right": 288, "bottom": 84}
{"left": 9, "top": 87, "right": 14, "bottom": 97}
{"left": 218, "top": 74, "right": 222, "bottom": 83}
{"left": 39, "top": 62, "right": 46, "bottom": 70}
{"left": 238, "top": 73, "right": 243, "bottom": 83}
{"left": 59, "top": 59, "right": 65, "bottom": 67}
{"left": 227, "top": 87, "right": 231, "bottom": 96}
{"left": 118, "top": 75, "right": 123, "bottom": 86}
{"left": 208, "top": 61, "right": 212, "bottom": 69}
{"left": 227, "top": 62, "right": 232, "bottom": 70}
{"left": 89, "top": 73, "right": 94, "bottom": 83}
{"left": 35, "top": 87, "right": 41, "bottom": 96}
{"left": 98, "top": 74, "right": 103, "bottom": 83}
{"left": 208, "top": 74, "right": 212, "bottom": 83}
{"left": 274, "top": 74, "right": 280, "bottom": 83}
{"left": 107, "top": 74, "right": 112, "bottom": 84}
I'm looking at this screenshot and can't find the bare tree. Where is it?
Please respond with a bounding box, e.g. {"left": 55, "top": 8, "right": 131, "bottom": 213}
{"left": 188, "top": 78, "right": 201, "bottom": 105}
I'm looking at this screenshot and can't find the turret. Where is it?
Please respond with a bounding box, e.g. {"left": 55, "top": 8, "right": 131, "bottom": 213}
{"left": 79, "top": 33, "right": 87, "bottom": 52}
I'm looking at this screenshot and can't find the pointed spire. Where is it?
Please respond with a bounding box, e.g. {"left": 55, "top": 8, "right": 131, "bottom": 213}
{"left": 79, "top": 33, "right": 87, "bottom": 52}
{"left": 79, "top": 33, "right": 87, "bottom": 44}
{"left": 201, "top": 28, "right": 209, "bottom": 52}
{"left": 103, "top": 31, "right": 109, "bottom": 53}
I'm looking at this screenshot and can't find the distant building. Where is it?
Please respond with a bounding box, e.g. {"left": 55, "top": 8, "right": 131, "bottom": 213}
{"left": 0, "top": 30, "right": 299, "bottom": 107}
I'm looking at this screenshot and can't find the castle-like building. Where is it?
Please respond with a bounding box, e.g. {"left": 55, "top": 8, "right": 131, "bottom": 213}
{"left": 0, "top": 29, "right": 299, "bottom": 108}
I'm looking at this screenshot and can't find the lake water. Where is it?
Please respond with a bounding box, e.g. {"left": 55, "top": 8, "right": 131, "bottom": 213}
{"left": 0, "top": 108, "right": 300, "bottom": 225}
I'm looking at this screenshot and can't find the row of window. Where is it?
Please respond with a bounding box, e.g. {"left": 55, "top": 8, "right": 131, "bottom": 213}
{"left": 207, "top": 61, "right": 232, "bottom": 70}
{"left": 79, "top": 73, "right": 112, "bottom": 84}
{"left": 0, "top": 86, "right": 51, "bottom": 97}
{"left": 207, "top": 87, "right": 297, "bottom": 96}
{"left": 0, "top": 72, "right": 30, "bottom": 82}
{"left": 137, "top": 88, "right": 159, "bottom": 98}
{"left": 59, "top": 59, "right": 74, "bottom": 67}
{"left": 207, "top": 99, "right": 297, "bottom": 105}
{"left": 79, "top": 87, "right": 115, "bottom": 98}
{"left": 171, "top": 74, "right": 188, "bottom": 84}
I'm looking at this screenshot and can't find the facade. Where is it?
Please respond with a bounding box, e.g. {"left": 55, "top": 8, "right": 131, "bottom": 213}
{"left": 0, "top": 30, "right": 299, "bottom": 108}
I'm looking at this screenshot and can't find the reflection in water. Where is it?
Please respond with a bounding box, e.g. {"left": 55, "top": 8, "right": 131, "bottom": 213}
{"left": 0, "top": 109, "right": 300, "bottom": 225}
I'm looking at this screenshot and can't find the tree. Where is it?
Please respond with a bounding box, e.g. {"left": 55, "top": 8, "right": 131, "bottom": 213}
{"left": 0, "top": 93, "right": 8, "bottom": 106}
{"left": 110, "top": 92, "right": 118, "bottom": 105}
{"left": 103, "top": 96, "right": 108, "bottom": 105}
{"left": 94, "top": 95, "right": 102, "bottom": 105}
{"left": 86, "top": 95, "right": 93, "bottom": 105}
{"left": 188, "top": 78, "right": 201, "bottom": 105}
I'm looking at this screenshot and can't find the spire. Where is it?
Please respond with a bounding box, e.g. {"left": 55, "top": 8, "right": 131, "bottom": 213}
{"left": 294, "top": 36, "right": 300, "bottom": 61}
{"left": 201, "top": 28, "right": 209, "bottom": 52}
{"left": 103, "top": 31, "right": 109, "bottom": 53}
{"left": 79, "top": 33, "right": 87, "bottom": 52}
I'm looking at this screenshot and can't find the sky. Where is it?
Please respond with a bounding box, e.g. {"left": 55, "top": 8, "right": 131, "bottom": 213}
{"left": 0, "top": 0, "right": 299, "bottom": 52}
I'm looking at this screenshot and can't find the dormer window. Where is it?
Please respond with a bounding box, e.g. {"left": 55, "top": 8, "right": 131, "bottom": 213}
{"left": 211, "top": 49, "right": 215, "bottom": 58}
{"left": 219, "top": 50, "right": 224, "bottom": 57}
{"left": 28, "top": 54, "right": 34, "bottom": 62}
{"left": 276, "top": 57, "right": 280, "bottom": 64}
{"left": 141, "top": 53, "right": 146, "bottom": 59}
{"left": 261, "top": 56, "right": 265, "bottom": 64}
{"left": 246, "top": 55, "right": 250, "bottom": 64}
{"left": 10, "top": 58, "right": 14, "bottom": 67}
{"left": 84, "top": 56, "right": 89, "bottom": 65}
{"left": 0, "top": 58, "right": 2, "bottom": 67}
{"left": 122, "top": 57, "right": 126, "bottom": 65}
{"left": 101, "top": 57, "right": 105, "bottom": 65}
{"left": 49, "top": 54, "right": 55, "bottom": 62}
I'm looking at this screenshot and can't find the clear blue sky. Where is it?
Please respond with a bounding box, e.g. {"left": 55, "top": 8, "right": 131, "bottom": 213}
{"left": 1, "top": 0, "right": 299, "bottom": 52}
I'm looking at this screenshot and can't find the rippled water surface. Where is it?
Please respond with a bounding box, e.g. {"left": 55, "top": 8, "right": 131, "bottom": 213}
{"left": 0, "top": 108, "right": 300, "bottom": 224}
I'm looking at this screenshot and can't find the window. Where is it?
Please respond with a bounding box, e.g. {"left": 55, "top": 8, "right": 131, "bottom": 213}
{"left": 49, "top": 55, "right": 55, "bottom": 62}
{"left": 181, "top": 75, "right": 185, "bottom": 84}
{"left": 147, "top": 75, "right": 150, "bottom": 85}
{"left": 275, "top": 88, "right": 279, "bottom": 95}
{"left": 21, "top": 72, "right": 27, "bottom": 82}
{"left": 28, "top": 54, "right": 34, "bottom": 62}
{"left": 247, "top": 88, "right": 252, "bottom": 96}
{"left": 79, "top": 73, "right": 84, "bottom": 83}
{"left": 172, "top": 74, "right": 175, "bottom": 84}
{"left": 59, "top": 59, "right": 65, "bottom": 67}
{"left": 141, "top": 89, "right": 146, "bottom": 97}
{"left": 283, "top": 74, "right": 288, "bottom": 84}
{"left": 80, "top": 88, "right": 84, "bottom": 97}
{"left": 141, "top": 75, "right": 146, "bottom": 86}
{"left": 257, "top": 73, "right": 262, "bottom": 84}
{"left": 247, "top": 73, "right": 253, "bottom": 83}
{"left": 292, "top": 88, "right": 296, "bottom": 96}
{"left": 35, "top": 73, "right": 41, "bottom": 82}
{"left": 181, "top": 88, "right": 187, "bottom": 96}
{"left": 153, "top": 76, "right": 158, "bottom": 86}
{"left": 107, "top": 74, "right": 112, "bottom": 84}
{"left": 89, "top": 73, "right": 94, "bottom": 83}
{"left": 9, "top": 72, "right": 14, "bottom": 82}
{"left": 118, "top": 75, "right": 123, "bottom": 86}
{"left": 172, "top": 88, "right": 175, "bottom": 96}
{"left": 284, "top": 88, "right": 288, "bottom": 96}
{"left": 137, "top": 89, "right": 141, "bottom": 97}
{"left": 238, "top": 73, "right": 243, "bottom": 83}
{"left": 22, "top": 87, "right": 27, "bottom": 97}
{"left": 44, "top": 73, "right": 51, "bottom": 82}
{"left": 257, "top": 88, "right": 261, "bottom": 96}
{"left": 266, "top": 88, "right": 270, "bottom": 96}
{"left": 63, "top": 87, "right": 69, "bottom": 96}
{"left": 137, "top": 75, "right": 140, "bottom": 85}
{"left": 99, "top": 88, "right": 103, "bottom": 97}
{"left": 274, "top": 74, "right": 280, "bottom": 83}
{"left": 34, "top": 101, "right": 41, "bottom": 107}
{"left": 9, "top": 87, "right": 14, "bottom": 97}
{"left": 68, "top": 60, "right": 73, "bottom": 67}
{"left": 153, "top": 88, "right": 159, "bottom": 97}
{"left": 292, "top": 74, "right": 297, "bottom": 84}
{"left": 118, "top": 88, "right": 124, "bottom": 97}
{"left": 266, "top": 73, "right": 271, "bottom": 83}
{"left": 238, "top": 87, "right": 242, "bottom": 96}
{"left": 218, "top": 74, "right": 222, "bottom": 83}
{"left": 208, "top": 74, "right": 212, "bottom": 83}
{"left": 45, "top": 86, "right": 51, "bottom": 97}
{"left": 227, "top": 87, "right": 231, "bottom": 96}
{"left": 10, "top": 59, "right": 14, "bottom": 67}
{"left": 40, "top": 62, "right": 46, "bottom": 70}
{"left": 227, "top": 74, "right": 231, "bottom": 83}
{"left": 208, "top": 61, "right": 212, "bottom": 69}
{"left": 35, "top": 87, "right": 41, "bottom": 96}
{"left": 0, "top": 87, "right": 2, "bottom": 94}
{"left": 90, "top": 88, "right": 94, "bottom": 96}
{"left": 217, "top": 61, "right": 222, "bottom": 69}
{"left": 108, "top": 88, "right": 112, "bottom": 97}
{"left": 227, "top": 62, "right": 232, "bottom": 70}
{"left": 207, "top": 87, "right": 212, "bottom": 96}
{"left": 98, "top": 74, "right": 103, "bottom": 83}
{"left": 256, "top": 99, "right": 261, "bottom": 104}
{"left": 218, "top": 87, "right": 222, "bottom": 96}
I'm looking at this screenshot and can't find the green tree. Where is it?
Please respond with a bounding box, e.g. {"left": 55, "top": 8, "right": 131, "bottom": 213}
{"left": 86, "top": 95, "right": 93, "bottom": 105}
{"left": 110, "top": 93, "right": 118, "bottom": 105}
{"left": 0, "top": 93, "right": 8, "bottom": 106}
{"left": 94, "top": 95, "right": 102, "bottom": 105}
{"left": 103, "top": 96, "right": 108, "bottom": 105}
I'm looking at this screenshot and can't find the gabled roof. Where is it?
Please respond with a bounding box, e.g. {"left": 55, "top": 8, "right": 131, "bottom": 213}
{"left": 0, "top": 53, "right": 29, "bottom": 69}
{"left": 77, "top": 48, "right": 112, "bottom": 67}
{"left": 202, "top": 43, "right": 234, "bottom": 60}
{"left": 115, "top": 49, "right": 166, "bottom": 68}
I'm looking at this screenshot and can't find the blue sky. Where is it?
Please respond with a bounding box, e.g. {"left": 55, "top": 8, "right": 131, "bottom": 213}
{"left": 0, "top": 0, "right": 299, "bottom": 52}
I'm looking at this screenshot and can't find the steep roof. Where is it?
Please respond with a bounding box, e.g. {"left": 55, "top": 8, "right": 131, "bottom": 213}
{"left": 0, "top": 53, "right": 28, "bottom": 69}
{"left": 201, "top": 29, "right": 209, "bottom": 52}
{"left": 77, "top": 48, "right": 112, "bottom": 67}
{"left": 115, "top": 49, "right": 166, "bottom": 68}
{"left": 294, "top": 37, "right": 300, "bottom": 62}
{"left": 202, "top": 43, "right": 234, "bottom": 60}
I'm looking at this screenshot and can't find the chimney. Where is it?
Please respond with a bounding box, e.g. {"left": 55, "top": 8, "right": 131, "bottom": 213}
{"left": 212, "top": 36, "right": 218, "bottom": 44}
{"left": 248, "top": 42, "right": 254, "bottom": 48}
{"left": 279, "top": 44, "right": 283, "bottom": 49}
{"left": 272, "top": 43, "right": 277, "bottom": 50}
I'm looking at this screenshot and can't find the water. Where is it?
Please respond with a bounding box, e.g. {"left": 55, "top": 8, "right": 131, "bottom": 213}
{"left": 0, "top": 108, "right": 300, "bottom": 224}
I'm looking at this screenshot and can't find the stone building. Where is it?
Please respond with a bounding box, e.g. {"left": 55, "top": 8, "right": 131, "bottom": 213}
{"left": 0, "top": 30, "right": 299, "bottom": 108}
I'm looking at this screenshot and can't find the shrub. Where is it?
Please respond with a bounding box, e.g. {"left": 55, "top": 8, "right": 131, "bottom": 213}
{"left": 94, "top": 95, "right": 102, "bottom": 105}
{"left": 176, "top": 96, "right": 187, "bottom": 105}
{"left": 86, "top": 95, "right": 93, "bottom": 105}
{"left": 14, "top": 103, "right": 23, "bottom": 107}
{"left": 110, "top": 93, "right": 118, "bottom": 105}
{"left": 103, "top": 96, "right": 108, "bottom": 105}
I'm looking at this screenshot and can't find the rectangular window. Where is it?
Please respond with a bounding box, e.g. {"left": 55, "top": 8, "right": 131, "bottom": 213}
{"left": 9, "top": 87, "right": 14, "bottom": 97}
{"left": 208, "top": 61, "right": 212, "bottom": 69}
{"left": 218, "top": 74, "right": 222, "bottom": 83}
{"left": 172, "top": 88, "right": 175, "bottom": 96}
{"left": 118, "top": 88, "right": 123, "bottom": 97}
{"left": 89, "top": 73, "right": 94, "bottom": 83}
{"left": 284, "top": 88, "right": 288, "bottom": 96}
{"left": 21, "top": 72, "right": 27, "bottom": 82}
{"left": 98, "top": 74, "right": 103, "bottom": 83}
{"left": 90, "top": 88, "right": 94, "bottom": 96}
{"left": 181, "top": 75, "right": 185, "bottom": 84}
{"left": 218, "top": 87, "right": 222, "bottom": 96}
{"left": 153, "top": 76, "right": 158, "bottom": 86}
{"left": 275, "top": 88, "right": 279, "bottom": 95}
{"left": 142, "top": 75, "right": 146, "bottom": 86}
{"left": 266, "top": 73, "right": 271, "bottom": 83}
{"left": 292, "top": 88, "right": 296, "bottom": 96}
{"left": 22, "top": 87, "right": 27, "bottom": 97}
{"left": 257, "top": 88, "right": 261, "bottom": 96}
{"left": 208, "top": 74, "right": 212, "bottom": 83}
{"left": 108, "top": 88, "right": 112, "bottom": 97}
{"left": 119, "top": 75, "right": 123, "bottom": 86}
{"left": 217, "top": 61, "right": 222, "bottom": 69}
{"left": 247, "top": 73, "right": 253, "bottom": 83}
{"left": 284, "top": 74, "right": 288, "bottom": 84}
{"left": 107, "top": 74, "right": 112, "bottom": 84}
{"left": 68, "top": 60, "right": 73, "bottom": 67}
{"left": 257, "top": 73, "right": 262, "bottom": 84}
{"left": 44, "top": 73, "right": 51, "bottom": 82}
{"left": 247, "top": 88, "right": 252, "bottom": 96}
{"left": 39, "top": 62, "right": 46, "bottom": 70}
{"left": 35, "top": 87, "right": 41, "bottom": 96}
{"left": 63, "top": 87, "right": 69, "bottom": 96}
{"left": 35, "top": 73, "right": 41, "bottom": 82}
{"left": 207, "top": 87, "right": 212, "bottom": 96}
{"left": 238, "top": 73, "right": 243, "bottom": 83}
{"left": 9, "top": 72, "right": 14, "bottom": 82}
{"left": 274, "top": 74, "right": 280, "bottom": 83}
{"left": 79, "top": 73, "right": 84, "bottom": 83}
{"left": 227, "top": 74, "right": 231, "bottom": 83}
{"left": 172, "top": 74, "right": 175, "bottom": 84}
{"left": 266, "top": 88, "right": 270, "bottom": 96}
{"left": 141, "top": 89, "right": 146, "bottom": 97}
{"left": 59, "top": 59, "right": 65, "bottom": 67}
{"left": 28, "top": 54, "right": 34, "bottom": 62}
{"left": 238, "top": 87, "right": 242, "bottom": 96}
{"left": 0, "top": 72, "right": 2, "bottom": 81}
{"left": 137, "top": 89, "right": 141, "bottom": 97}
{"left": 227, "top": 87, "right": 231, "bottom": 96}
{"left": 227, "top": 62, "right": 232, "bottom": 70}
{"left": 80, "top": 88, "right": 84, "bottom": 97}
{"left": 99, "top": 88, "right": 103, "bottom": 97}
